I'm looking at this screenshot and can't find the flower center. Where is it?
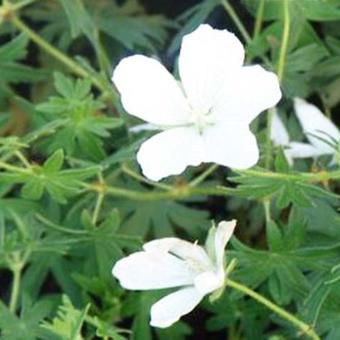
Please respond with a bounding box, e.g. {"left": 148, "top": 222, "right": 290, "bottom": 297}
{"left": 189, "top": 107, "right": 215, "bottom": 134}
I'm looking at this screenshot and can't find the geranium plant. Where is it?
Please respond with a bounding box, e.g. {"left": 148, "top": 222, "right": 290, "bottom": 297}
{"left": 0, "top": 1, "right": 339, "bottom": 339}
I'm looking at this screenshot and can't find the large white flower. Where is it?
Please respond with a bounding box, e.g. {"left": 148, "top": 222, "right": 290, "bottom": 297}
{"left": 271, "top": 99, "right": 340, "bottom": 164}
{"left": 112, "top": 24, "right": 281, "bottom": 181}
{"left": 112, "top": 220, "right": 236, "bottom": 328}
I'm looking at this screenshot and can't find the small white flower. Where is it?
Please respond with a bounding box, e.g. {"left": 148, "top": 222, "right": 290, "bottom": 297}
{"left": 112, "top": 24, "right": 281, "bottom": 181}
{"left": 271, "top": 99, "right": 340, "bottom": 165}
{"left": 270, "top": 110, "right": 322, "bottom": 165}
{"left": 294, "top": 98, "right": 340, "bottom": 163}
{"left": 112, "top": 220, "right": 236, "bottom": 328}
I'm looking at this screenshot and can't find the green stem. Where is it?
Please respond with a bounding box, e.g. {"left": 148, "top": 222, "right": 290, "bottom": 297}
{"left": 92, "top": 192, "right": 104, "bottom": 225}
{"left": 277, "top": 0, "right": 290, "bottom": 81}
{"left": 253, "top": 0, "right": 265, "bottom": 39}
{"left": 264, "top": 107, "right": 275, "bottom": 170}
{"left": 121, "top": 163, "right": 172, "bottom": 191}
{"left": 221, "top": 0, "right": 251, "bottom": 43}
{"left": 9, "top": 258, "right": 22, "bottom": 313}
{"left": 239, "top": 168, "right": 340, "bottom": 182}
{"left": 10, "top": 15, "right": 108, "bottom": 94}
{"left": 226, "top": 279, "right": 320, "bottom": 340}
{"left": 15, "top": 150, "right": 31, "bottom": 168}
{"left": 102, "top": 184, "right": 236, "bottom": 201}
{"left": 190, "top": 164, "right": 218, "bottom": 187}
{"left": 11, "top": 0, "right": 39, "bottom": 11}
{"left": 0, "top": 160, "right": 31, "bottom": 174}
{"left": 0, "top": 157, "right": 339, "bottom": 202}
{"left": 263, "top": 200, "right": 271, "bottom": 223}
{"left": 36, "top": 213, "right": 88, "bottom": 235}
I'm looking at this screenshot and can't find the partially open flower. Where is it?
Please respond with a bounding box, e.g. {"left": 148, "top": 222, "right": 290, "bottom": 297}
{"left": 271, "top": 99, "right": 340, "bottom": 165}
{"left": 294, "top": 98, "right": 340, "bottom": 163}
{"left": 271, "top": 110, "right": 322, "bottom": 165}
{"left": 112, "top": 220, "right": 236, "bottom": 328}
{"left": 112, "top": 24, "right": 281, "bottom": 181}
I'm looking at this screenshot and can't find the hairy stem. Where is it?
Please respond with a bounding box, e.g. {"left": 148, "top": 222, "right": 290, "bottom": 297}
{"left": 190, "top": 164, "right": 219, "bottom": 187}
{"left": 277, "top": 0, "right": 290, "bottom": 81}
{"left": 227, "top": 279, "right": 320, "bottom": 340}
{"left": 253, "top": 0, "right": 265, "bottom": 39}
{"left": 9, "top": 15, "right": 111, "bottom": 97}
{"left": 92, "top": 192, "right": 105, "bottom": 225}
{"left": 221, "top": 0, "right": 251, "bottom": 43}
{"left": 9, "top": 258, "right": 22, "bottom": 313}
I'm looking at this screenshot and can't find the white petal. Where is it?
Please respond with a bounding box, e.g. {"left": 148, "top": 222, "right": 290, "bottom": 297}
{"left": 113, "top": 55, "right": 190, "bottom": 126}
{"left": 193, "top": 271, "right": 223, "bottom": 295}
{"left": 144, "top": 238, "right": 212, "bottom": 271}
{"left": 286, "top": 142, "right": 325, "bottom": 159}
{"left": 202, "top": 123, "right": 259, "bottom": 169}
{"left": 213, "top": 65, "right": 281, "bottom": 124}
{"left": 112, "top": 251, "right": 195, "bottom": 290}
{"left": 214, "top": 220, "right": 236, "bottom": 272}
{"left": 150, "top": 287, "right": 204, "bottom": 328}
{"left": 294, "top": 98, "right": 340, "bottom": 154}
{"left": 179, "top": 24, "right": 244, "bottom": 113}
{"left": 271, "top": 110, "right": 290, "bottom": 146}
{"left": 137, "top": 127, "right": 204, "bottom": 181}
{"left": 283, "top": 150, "right": 294, "bottom": 166}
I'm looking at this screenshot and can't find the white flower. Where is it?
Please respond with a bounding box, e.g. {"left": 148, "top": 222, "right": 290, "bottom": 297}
{"left": 271, "top": 98, "right": 340, "bottom": 165}
{"left": 294, "top": 98, "right": 340, "bottom": 162}
{"left": 112, "top": 220, "right": 236, "bottom": 328}
{"left": 112, "top": 24, "right": 281, "bottom": 181}
{"left": 270, "top": 110, "right": 322, "bottom": 165}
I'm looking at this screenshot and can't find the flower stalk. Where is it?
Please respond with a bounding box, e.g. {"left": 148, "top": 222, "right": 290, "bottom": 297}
{"left": 8, "top": 13, "right": 115, "bottom": 101}
{"left": 8, "top": 253, "right": 25, "bottom": 313}
{"left": 221, "top": 0, "right": 251, "bottom": 43}
{"left": 277, "top": 0, "right": 290, "bottom": 81}
{"left": 226, "top": 278, "right": 320, "bottom": 340}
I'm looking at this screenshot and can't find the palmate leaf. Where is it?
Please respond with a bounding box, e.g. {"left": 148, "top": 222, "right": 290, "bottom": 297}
{"left": 230, "top": 237, "right": 311, "bottom": 305}
{"left": 25, "top": 2, "right": 73, "bottom": 51}
{"left": 0, "top": 149, "right": 100, "bottom": 203}
{"left": 300, "top": 268, "right": 340, "bottom": 330}
{"left": 114, "top": 181, "right": 211, "bottom": 239}
{"left": 121, "top": 291, "right": 164, "bottom": 340}
{"left": 89, "top": 0, "right": 174, "bottom": 52}
{"left": 242, "top": 0, "right": 340, "bottom": 21}
{"left": 229, "top": 167, "right": 339, "bottom": 208}
{"left": 204, "top": 293, "right": 269, "bottom": 337}
{"left": 229, "top": 208, "right": 340, "bottom": 308}
{"left": 313, "top": 284, "right": 340, "bottom": 339}
{"left": 27, "top": 0, "right": 173, "bottom": 54}
{"left": 0, "top": 296, "right": 56, "bottom": 340}
{"left": 168, "top": 0, "right": 220, "bottom": 53}
{"left": 0, "top": 34, "right": 46, "bottom": 86}
{"left": 41, "top": 295, "right": 89, "bottom": 340}
{"left": 80, "top": 209, "right": 141, "bottom": 283}
{"left": 37, "top": 72, "right": 122, "bottom": 160}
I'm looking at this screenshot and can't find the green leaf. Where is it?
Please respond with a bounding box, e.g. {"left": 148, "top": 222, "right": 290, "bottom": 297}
{"left": 43, "top": 149, "right": 64, "bottom": 173}
{"left": 0, "top": 297, "right": 55, "bottom": 340}
{"left": 116, "top": 190, "right": 210, "bottom": 238}
{"left": 37, "top": 73, "right": 122, "bottom": 160}
{"left": 41, "top": 295, "right": 90, "bottom": 340}
{"left": 169, "top": 0, "right": 220, "bottom": 53}
{"left": 0, "top": 34, "right": 46, "bottom": 86}
{"left": 21, "top": 179, "right": 45, "bottom": 200}
{"left": 266, "top": 220, "right": 284, "bottom": 251}
{"left": 274, "top": 148, "right": 290, "bottom": 173}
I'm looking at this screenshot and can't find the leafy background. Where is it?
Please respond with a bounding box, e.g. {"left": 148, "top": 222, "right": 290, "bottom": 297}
{"left": 0, "top": 0, "right": 339, "bottom": 339}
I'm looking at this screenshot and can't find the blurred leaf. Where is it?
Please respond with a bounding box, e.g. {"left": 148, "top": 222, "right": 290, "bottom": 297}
{"left": 41, "top": 295, "right": 89, "bottom": 340}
